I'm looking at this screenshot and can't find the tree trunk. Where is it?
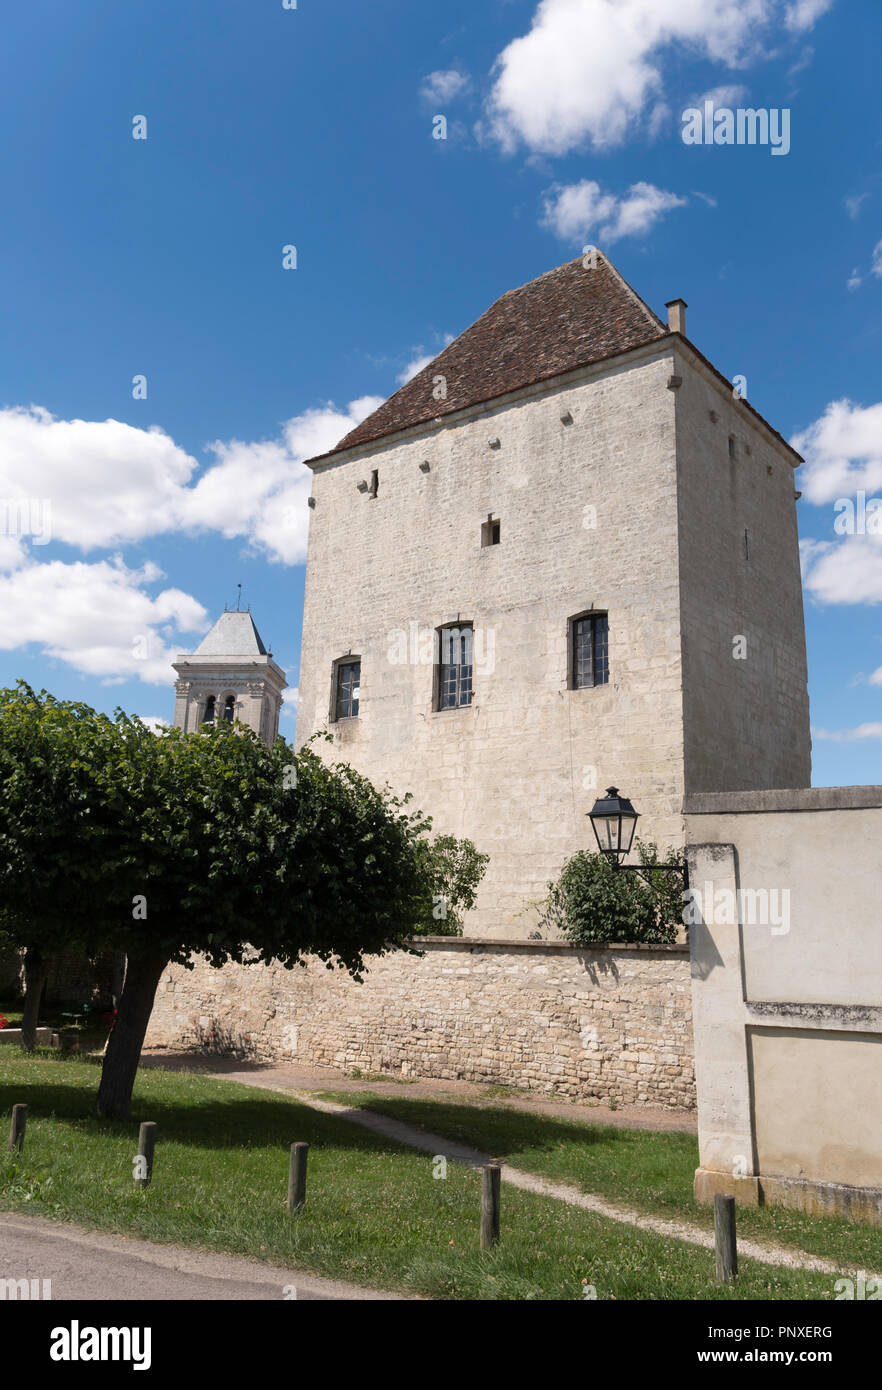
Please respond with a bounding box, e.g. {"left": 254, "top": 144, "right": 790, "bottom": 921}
{"left": 21, "top": 946, "right": 50, "bottom": 1051}
{"left": 96, "top": 951, "right": 169, "bottom": 1119}
{"left": 110, "top": 950, "right": 127, "bottom": 1010}
{"left": 102, "top": 951, "right": 128, "bottom": 1057}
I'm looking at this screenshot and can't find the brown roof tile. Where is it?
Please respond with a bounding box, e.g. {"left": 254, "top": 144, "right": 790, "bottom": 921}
{"left": 311, "top": 253, "right": 667, "bottom": 463}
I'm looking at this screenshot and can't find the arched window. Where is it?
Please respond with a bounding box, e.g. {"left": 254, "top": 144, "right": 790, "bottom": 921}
{"left": 202, "top": 695, "right": 216, "bottom": 725}
{"left": 223, "top": 695, "right": 236, "bottom": 723}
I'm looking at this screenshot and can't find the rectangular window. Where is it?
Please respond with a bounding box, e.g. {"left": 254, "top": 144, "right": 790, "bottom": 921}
{"left": 437, "top": 625, "right": 473, "bottom": 709}
{"left": 334, "top": 660, "right": 360, "bottom": 719}
{"left": 572, "top": 613, "right": 609, "bottom": 688}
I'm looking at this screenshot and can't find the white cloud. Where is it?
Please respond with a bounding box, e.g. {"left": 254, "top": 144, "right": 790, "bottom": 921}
{"left": 484, "top": 0, "right": 822, "bottom": 156}
{"left": 842, "top": 238, "right": 882, "bottom": 291}
{"left": 804, "top": 541, "right": 882, "bottom": 610}
{"left": 799, "top": 536, "right": 829, "bottom": 579}
{"left": 845, "top": 193, "right": 868, "bottom": 220}
{"left": 786, "top": 44, "right": 815, "bottom": 80}
{"left": 397, "top": 353, "right": 434, "bottom": 387}
{"left": 646, "top": 102, "right": 672, "bottom": 140}
{"left": 133, "top": 715, "right": 169, "bottom": 734}
{"left": 0, "top": 555, "right": 208, "bottom": 685}
{"left": 179, "top": 399, "right": 382, "bottom": 567}
{"left": 541, "top": 179, "right": 686, "bottom": 244}
{"left": 812, "top": 722, "right": 882, "bottom": 742}
{"left": 420, "top": 69, "right": 471, "bottom": 106}
{"left": 395, "top": 336, "right": 455, "bottom": 386}
{"left": 280, "top": 686, "right": 299, "bottom": 721}
{"left": 796, "top": 402, "right": 882, "bottom": 605}
{"left": 0, "top": 535, "right": 27, "bottom": 572}
{"left": 0, "top": 394, "right": 385, "bottom": 685}
{"left": 793, "top": 399, "right": 882, "bottom": 504}
{"left": 692, "top": 84, "right": 749, "bottom": 107}
{"left": 803, "top": 535, "right": 882, "bottom": 605}
{"left": 0, "top": 408, "right": 196, "bottom": 550}
{"left": 784, "top": 0, "right": 835, "bottom": 31}
{"left": 0, "top": 396, "right": 381, "bottom": 569}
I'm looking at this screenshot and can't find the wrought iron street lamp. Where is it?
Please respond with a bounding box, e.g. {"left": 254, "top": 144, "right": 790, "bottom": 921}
{"left": 587, "top": 786, "right": 639, "bottom": 864}
{"left": 588, "top": 786, "right": 689, "bottom": 890}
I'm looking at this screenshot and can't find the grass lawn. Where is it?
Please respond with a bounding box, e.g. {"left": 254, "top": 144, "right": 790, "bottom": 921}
{"left": 318, "top": 1091, "right": 882, "bottom": 1277}
{"left": 0, "top": 1053, "right": 848, "bottom": 1301}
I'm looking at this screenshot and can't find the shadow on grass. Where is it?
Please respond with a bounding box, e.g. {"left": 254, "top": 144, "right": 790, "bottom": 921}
{"left": 320, "top": 1091, "right": 699, "bottom": 1164}
{"left": 0, "top": 1057, "right": 409, "bottom": 1159}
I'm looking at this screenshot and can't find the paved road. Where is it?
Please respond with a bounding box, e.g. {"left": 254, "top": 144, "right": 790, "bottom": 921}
{"left": 0, "top": 1212, "right": 406, "bottom": 1301}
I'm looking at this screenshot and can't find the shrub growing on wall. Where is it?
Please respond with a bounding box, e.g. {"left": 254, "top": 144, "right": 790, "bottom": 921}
{"left": 541, "top": 841, "right": 683, "bottom": 945}
{"left": 413, "top": 834, "right": 490, "bottom": 937}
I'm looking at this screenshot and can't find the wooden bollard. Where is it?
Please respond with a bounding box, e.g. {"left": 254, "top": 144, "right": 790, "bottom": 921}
{"left": 8, "top": 1104, "right": 27, "bottom": 1154}
{"left": 480, "top": 1164, "right": 501, "bottom": 1250}
{"left": 288, "top": 1143, "right": 309, "bottom": 1212}
{"left": 134, "top": 1121, "right": 157, "bottom": 1189}
{"left": 714, "top": 1193, "right": 737, "bottom": 1283}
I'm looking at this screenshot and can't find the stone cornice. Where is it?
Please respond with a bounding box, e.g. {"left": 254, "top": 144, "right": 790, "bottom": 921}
{"left": 402, "top": 936, "right": 689, "bottom": 956}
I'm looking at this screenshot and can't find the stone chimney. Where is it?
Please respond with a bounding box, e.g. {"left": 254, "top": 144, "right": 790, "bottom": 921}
{"left": 665, "top": 298, "right": 687, "bottom": 336}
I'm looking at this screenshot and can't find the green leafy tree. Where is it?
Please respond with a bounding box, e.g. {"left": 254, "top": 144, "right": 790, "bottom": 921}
{"left": 0, "top": 684, "right": 463, "bottom": 1117}
{"left": 0, "top": 686, "right": 118, "bottom": 1048}
{"left": 94, "top": 721, "right": 450, "bottom": 1117}
{"left": 540, "top": 840, "right": 683, "bottom": 945}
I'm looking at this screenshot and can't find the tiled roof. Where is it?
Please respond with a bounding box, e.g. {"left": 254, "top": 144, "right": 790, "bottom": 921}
{"left": 193, "top": 611, "right": 268, "bottom": 657}
{"left": 310, "top": 253, "right": 667, "bottom": 463}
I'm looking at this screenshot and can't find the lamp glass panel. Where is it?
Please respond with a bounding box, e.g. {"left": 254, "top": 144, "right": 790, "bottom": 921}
{"left": 620, "top": 812, "right": 638, "bottom": 856}
{"left": 596, "top": 815, "right": 618, "bottom": 852}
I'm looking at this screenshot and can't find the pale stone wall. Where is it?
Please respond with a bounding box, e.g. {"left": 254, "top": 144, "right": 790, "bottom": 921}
{"left": 299, "top": 347, "right": 688, "bottom": 937}
{"left": 146, "top": 939, "right": 695, "bottom": 1109}
{"left": 686, "top": 788, "right": 882, "bottom": 1224}
{"left": 673, "top": 350, "right": 811, "bottom": 792}
{"left": 297, "top": 339, "right": 811, "bottom": 937}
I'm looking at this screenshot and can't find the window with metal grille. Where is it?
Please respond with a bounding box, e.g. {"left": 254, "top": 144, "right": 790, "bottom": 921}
{"left": 571, "top": 613, "right": 609, "bottom": 688}
{"left": 334, "top": 660, "right": 360, "bottom": 719}
{"left": 437, "top": 625, "right": 473, "bottom": 709}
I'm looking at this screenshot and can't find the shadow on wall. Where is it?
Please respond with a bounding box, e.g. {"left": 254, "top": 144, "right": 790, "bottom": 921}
{"left": 575, "top": 952, "right": 621, "bottom": 986}
{"left": 190, "top": 1019, "right": 261, "bottom": 1061}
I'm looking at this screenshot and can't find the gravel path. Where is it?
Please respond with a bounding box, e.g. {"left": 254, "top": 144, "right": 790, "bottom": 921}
{"left": 141, "top": 1054, "right": 865, "bottom": 1280}
{"left": 141, "top": 1050, "right": 697, "bottom": 1133}
{"left": 296, "top": 1092, "right": 861, "bottom": 1276}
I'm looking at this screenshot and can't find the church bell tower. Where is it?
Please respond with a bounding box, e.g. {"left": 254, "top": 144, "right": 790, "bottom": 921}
{"left": 172, "top": 608, "right": 287, "bottom": 747}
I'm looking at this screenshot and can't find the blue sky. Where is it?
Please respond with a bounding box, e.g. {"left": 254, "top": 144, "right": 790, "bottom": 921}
{"left": 0, "top": 0, "right": 880, "bottom": 785}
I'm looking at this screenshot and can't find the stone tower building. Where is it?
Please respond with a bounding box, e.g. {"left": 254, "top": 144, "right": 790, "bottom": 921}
{"left": 296, "top": 253, "right": 811, "bottom": 936}
{"left": 172, "top": 609, "right": 287, "bottom": 745}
